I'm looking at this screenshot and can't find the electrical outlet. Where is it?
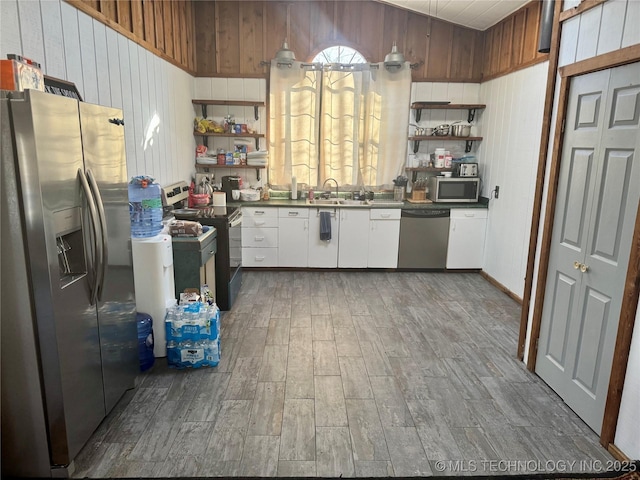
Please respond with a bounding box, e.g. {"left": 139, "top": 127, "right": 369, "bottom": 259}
{"left": 495, "top": 185, "right": 500, "bottom": 199}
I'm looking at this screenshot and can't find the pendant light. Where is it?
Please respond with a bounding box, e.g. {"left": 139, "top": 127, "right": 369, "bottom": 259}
{"left": 274, "top": 39, "right": 296, "bottom": 68}
{"left": 384, "top": 42, "right": 405, "bottom": 71}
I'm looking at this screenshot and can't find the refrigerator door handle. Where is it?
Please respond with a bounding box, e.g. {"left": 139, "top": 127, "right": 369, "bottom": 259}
{"left": 78, "top": 168, "right": 101, "bottom": 305}
{"left": 86, "top": 168, "right": 108, "bottom": 301}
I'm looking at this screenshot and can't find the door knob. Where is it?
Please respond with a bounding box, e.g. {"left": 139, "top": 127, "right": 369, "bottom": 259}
{"left": 580, "top": 263, "right": 589, "bottom": 273}
{"left": 574, "top": 261, "right": 581, "bottom": 269}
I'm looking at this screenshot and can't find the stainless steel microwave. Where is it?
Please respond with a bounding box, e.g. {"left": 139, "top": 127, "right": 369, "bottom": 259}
{"left": 427, "top": 176, "right": 480, "bottom": 203}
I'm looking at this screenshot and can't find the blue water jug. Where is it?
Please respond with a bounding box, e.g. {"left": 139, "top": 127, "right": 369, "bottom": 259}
{"left": 136, "top": 312, "right": 155, "bottom": 371}
{"left": 129, "top": 176, "right": 163, "bottom": 238}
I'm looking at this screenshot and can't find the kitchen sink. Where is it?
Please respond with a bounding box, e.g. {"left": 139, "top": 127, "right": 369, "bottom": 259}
{"left": 305, "top": 198, "right": 402, "bottom": 207}
{"left": 306, "top": 198, "right": 344, "bottom": 205}
{"left": 306, "top": 198, "right": 371, "bottom": 206}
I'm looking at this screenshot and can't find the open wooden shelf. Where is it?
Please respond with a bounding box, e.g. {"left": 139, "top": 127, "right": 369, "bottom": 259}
{"left": 409, "top": 136, "right": 482, "bottom": 154}
{"left": 192, "top": 100, "right": 266, "bottom": 121}
{"left": 410, "top": 103, "right": 485, "bottom": 110}
{"left": 405, "top": 167, "right": 453, "bottom": 172}
{"left": 410, "top": 103, "right": 485, "bottom": 122}
{"left": 408, "top": 136, "right": 482, "bottom": 142}
{"left": 194, "top": 131, "right": 264, "bottom": 138}
{"left": 196, "top": 163, "right": 266, "bottom": 169}
{"left": 194, "top": 131, "right": 265, "bottom": 149}
{"left": 192, "top": 100, "right": 266, "bottom": 107}
{"left": 195, "top": 163, "right": 267, "bottom": 181}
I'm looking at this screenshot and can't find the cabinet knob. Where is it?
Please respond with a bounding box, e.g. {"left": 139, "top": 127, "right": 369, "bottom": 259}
{"left": 574, "top": 261, "right": 581, "bottom": 270}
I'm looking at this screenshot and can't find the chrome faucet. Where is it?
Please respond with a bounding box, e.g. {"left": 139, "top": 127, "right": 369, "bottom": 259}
{"left": 322, "top": 178, "right": 339, "bottom": 199}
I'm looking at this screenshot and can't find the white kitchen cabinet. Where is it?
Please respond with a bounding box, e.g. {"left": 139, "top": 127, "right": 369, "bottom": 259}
{"left": 446, "top": 208, "right": 487, "bottom": 269}
{"left": 338, "top": 209, "right": 370, "bottom": 268}
{"left": 278, "top": 208, "right": 309, "bottom": 267}
{"left": 241, "top": 207, "right": 278, "bottom": 267}
{"left": 308, "top": 208, "right": 339, "bottom": 268}
{"left": 368, "top": 209, "right": 401, "bottom": 268}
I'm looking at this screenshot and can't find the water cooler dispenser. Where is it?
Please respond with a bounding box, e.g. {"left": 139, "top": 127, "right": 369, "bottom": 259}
{"left": 132, "top": 234, "right": 176, "bottom": 357}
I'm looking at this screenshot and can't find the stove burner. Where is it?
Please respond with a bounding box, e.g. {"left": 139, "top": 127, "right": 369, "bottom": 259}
{"left": 194, "top": 206, "right": 239, "bottom": 219}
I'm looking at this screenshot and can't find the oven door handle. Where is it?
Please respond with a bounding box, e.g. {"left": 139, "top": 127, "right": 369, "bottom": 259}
{"left": 229, "top": 215, "right": 243, "bottom": 228}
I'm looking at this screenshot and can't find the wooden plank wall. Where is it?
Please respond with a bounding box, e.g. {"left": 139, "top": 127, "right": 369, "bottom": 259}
{"left": 2, "top": 0, "right": 196, "bottom": 185}
{"left": 67, "top": 0, "right": 546, "bottom": 83}
{"left": 66, "top": 0, "right": 196, "bottom": 74}
{"left": 194, "top": 0, "right": 485, "bottom": 82}
{"left": 481, "top": 0, "right": 548, "bottom": 81}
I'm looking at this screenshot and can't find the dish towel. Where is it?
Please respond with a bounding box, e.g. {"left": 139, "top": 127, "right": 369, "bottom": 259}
{"left": 319, "top": 211, "right": 332, "bottom": 241}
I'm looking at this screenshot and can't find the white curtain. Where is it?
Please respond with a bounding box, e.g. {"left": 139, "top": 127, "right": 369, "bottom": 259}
{"left": 268, "top": 60, "right": 321, "bottom": 188}
{"left": 269, "top": 61, "right": 411, "bottom": 189}
{"left": 320, "top": 63, "right": 411, "bottom": 188}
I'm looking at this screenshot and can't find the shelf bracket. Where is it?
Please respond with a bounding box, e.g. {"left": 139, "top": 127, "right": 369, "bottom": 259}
{"left": 465, "top": 140, "right": 473, "bottom": 153}
{"left": 256, "top": 168, "right": 261, "bottom": 181}
{"left": 467, "top": 108, "right": 477, "bottom": 123}
{"left": 201, "top": 104, "right": 207, "bottom": 118}
{"left": 413, "top": 140, "right": 420, "bottom": 154}
{"left": 411, "top": 170, "right": 418, "bottom": 182}
{"left": 255, "top": 137, "right": 260, "bottom": 150}
{"left": 415, "top": 109, "right": 422, "bottom": 122}
{"left": 254, "top": 105, "right": 259, "bottom": 121}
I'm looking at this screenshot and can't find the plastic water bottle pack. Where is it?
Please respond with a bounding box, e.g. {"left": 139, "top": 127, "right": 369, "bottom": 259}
{"left": 165, "top": 302, "right": 220, "bottom": 369}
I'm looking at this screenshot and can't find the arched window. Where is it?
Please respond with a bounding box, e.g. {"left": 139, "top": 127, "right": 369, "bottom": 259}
{"left": 270, "top": 44, "right": 410, "bottom": 189}
{"left": 312, "top": 46, "right": 366, "bottom": 64}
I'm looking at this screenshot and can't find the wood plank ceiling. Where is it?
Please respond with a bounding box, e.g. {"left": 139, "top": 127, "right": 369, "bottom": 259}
{"left": 377, "top": 0, "right": 531, "bottom": 31}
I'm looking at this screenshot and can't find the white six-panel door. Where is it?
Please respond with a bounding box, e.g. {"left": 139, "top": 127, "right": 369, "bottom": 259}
{"left": 536, "top": 62, "right": 640, "bottom": 434}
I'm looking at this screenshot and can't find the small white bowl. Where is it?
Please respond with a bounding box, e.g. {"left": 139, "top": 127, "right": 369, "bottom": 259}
{"left": 442, "top": 172, "right": 453, "bottom": 177}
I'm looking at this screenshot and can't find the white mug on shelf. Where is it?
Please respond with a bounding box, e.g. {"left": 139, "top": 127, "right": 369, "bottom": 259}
{"left": 232, "top": 190, "right": 241, "bottom": 200}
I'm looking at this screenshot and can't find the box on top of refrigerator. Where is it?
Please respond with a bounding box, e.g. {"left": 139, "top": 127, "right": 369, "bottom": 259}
{"left": 1, "top": 54, "right": 44, "bottom": 92}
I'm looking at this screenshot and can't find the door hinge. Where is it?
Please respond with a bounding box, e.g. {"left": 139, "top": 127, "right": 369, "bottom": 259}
{"left": 561, "top": 118, "right": 565, "bottom": 133}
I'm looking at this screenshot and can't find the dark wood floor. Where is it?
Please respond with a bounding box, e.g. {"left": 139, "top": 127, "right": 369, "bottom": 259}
{"left": 73, "top": 271, "right": 612, "bottom": 477}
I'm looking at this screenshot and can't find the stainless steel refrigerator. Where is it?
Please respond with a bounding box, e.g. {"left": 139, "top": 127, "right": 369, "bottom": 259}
{"left": 1, "top": 89, "right": 138, "bottom": 477}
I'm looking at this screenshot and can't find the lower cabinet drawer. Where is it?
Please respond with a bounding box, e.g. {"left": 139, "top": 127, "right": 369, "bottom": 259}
{"left": 370, "top": 208, "right": 401, "bottom": 220}
{"left": 450, "top": 208, "right": 488, "bottom": 219}
{"left": 242, "top": 247, "right": 278, "bottom": 267}
{"left": 243, "top": 208, "right": 279, "bottom": 227}
{"left": 242, "top": 227, "right": 278, "bottom": 248}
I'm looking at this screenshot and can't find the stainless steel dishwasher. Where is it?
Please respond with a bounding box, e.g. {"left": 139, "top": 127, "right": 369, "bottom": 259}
{"left": 398, "top": 209, "right": 450, "bottom": 269}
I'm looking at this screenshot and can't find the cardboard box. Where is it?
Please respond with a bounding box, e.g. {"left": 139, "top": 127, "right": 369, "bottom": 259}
{"left": 1, "top": 58, "right": 44, "bottom": 92}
